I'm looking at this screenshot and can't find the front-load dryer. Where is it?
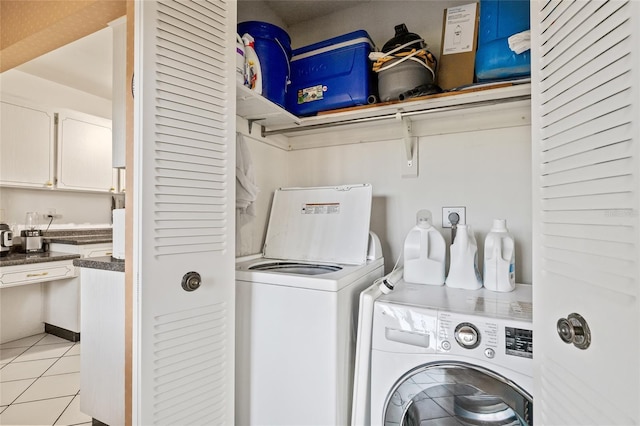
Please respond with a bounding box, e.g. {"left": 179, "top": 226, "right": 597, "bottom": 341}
{"left": 235, "top": 184, "right": 384, "bottom": 426}
{"left": 370, "top": 282, "right": 533, "bottom": 426}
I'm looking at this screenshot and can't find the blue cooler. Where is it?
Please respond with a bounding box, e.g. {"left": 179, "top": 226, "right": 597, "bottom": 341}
{"left": 475, "top": 0, "right": 531, "bottom": 81}
{"left": 286, "top": 30, "right": 375, "bottom": 116}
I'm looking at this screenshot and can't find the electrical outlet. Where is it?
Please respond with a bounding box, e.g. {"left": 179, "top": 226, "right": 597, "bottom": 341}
{"left": 442, "top": 207, "right": 466, "bottom": 228}
{"left": 46, "top": 208, "right": 61, "bottom": 219}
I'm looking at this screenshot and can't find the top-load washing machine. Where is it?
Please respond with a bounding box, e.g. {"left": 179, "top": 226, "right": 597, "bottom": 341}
{"left": 235, "top": 184, "right": 384, "bottom": 426}
{"left": 370, "top": 281, "right": 533, "bottom": 426}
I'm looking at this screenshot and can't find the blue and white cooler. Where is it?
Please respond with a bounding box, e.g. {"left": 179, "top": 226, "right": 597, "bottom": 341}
{"left": 286, "top": 30, "right": 375, "bottom": 116}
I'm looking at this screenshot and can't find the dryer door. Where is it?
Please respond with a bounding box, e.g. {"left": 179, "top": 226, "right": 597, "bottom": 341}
{"left": 384, "top": 362, "right": 532, "bottom": 426}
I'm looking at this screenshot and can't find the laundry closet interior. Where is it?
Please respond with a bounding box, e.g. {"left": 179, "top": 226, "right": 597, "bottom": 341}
{"left": 234, "top": 0, "right": 532, "bottom": 281}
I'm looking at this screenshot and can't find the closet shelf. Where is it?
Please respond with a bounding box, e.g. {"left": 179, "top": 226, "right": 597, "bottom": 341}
{"left": 236, "top": 80, "right": 531, "bottom": 137}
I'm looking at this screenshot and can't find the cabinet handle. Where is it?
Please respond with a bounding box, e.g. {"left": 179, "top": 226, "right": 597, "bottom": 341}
{"left": 27, "top": 272, "right": 49, "bottom": 278}
{"left": 46, "top": 181, "right": 53, "bottom": 187}
{"left": 105, "top": 252, "right": 113, "bottom": 255}
{"left": 109, "top": 187, "right": 116, "bottom": 192}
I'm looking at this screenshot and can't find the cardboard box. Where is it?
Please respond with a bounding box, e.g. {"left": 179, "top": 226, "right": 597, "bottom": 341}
{"left": 437, "top": 2, "right": 479, "bottom": 90}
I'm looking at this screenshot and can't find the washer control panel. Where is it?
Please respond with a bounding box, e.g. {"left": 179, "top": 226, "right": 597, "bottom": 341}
{"left": 454, "top": 322, "right": 481, "bottom": 349}
{"left": 437, "top": 311, "right": 532, "bottom": 370}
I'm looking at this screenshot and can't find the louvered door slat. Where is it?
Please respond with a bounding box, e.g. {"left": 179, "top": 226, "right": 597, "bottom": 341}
{"left": 541, "top": 90, "right": 632, "bottom": 139}
{"left": 541, "top": 157, "right": 633, "bottom": 187}
{"left": 542, "top": 174, "right": 634, "bottom": 199}
{"left": 542, "top": 122, "right": 630, "bottom": 162}
{"left": 543, "top": 40, "right": 631, "bottom": 109}
{"left": 542, "top": 234, "right": 636, "bottom": 260}
{"left": 542, "top": 209, "right": 636, "bottom": 227}
{"left": 542, "top": 139, "right": 632, "bottom": 175}
{"left": 541, "top": 2, "right": 627, "bottom": 77}
{"left": 134, "top": 0, "right": 235, "bottom": 424}
{"left": 533, "top": 0, "right": 640, "bottom": 423}
{"left": 544, "top": 247, "right": 635, "bottom": 278}
{"left": 541, "top": 106, "right": 632, "bottom": 152}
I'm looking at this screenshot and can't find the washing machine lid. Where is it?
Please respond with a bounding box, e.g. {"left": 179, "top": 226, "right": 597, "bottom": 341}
{"left": 263, "top": 184, "right": 372, "bottom": 265}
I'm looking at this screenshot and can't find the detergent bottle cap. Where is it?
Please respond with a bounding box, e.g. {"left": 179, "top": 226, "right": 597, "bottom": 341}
{"left": 416, "top": 209, "right": 433, "bottom": 229}
{"left": 491, "top": 219, "right": 507, "bottom": 231}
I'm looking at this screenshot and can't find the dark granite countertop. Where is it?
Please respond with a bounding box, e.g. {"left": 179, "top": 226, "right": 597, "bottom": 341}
{"left": 44, "top": 228, "right": 113, "bottom": 245}
{"left": 0, "top": 251, "right": 81, "bottom": 267}
{"left": 74, "top": 256, "right": 125, "bottom": 273}
{"left": 1, "top": 229, "right": 113, "bottom": 267}
{"left": 46, "top": 235, "right": 113, "bottom": 245}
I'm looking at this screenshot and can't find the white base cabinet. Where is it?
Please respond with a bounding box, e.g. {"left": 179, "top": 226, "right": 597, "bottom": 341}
{"left": 79, "top": 267, "right": 124, "bottom": 426}
{"left": 44, "top": 243, "right": 112, "bottom": 334}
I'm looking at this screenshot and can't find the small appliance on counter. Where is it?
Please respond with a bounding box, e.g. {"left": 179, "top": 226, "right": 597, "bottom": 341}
{"left": 0, "top": 223, "right": 13, "bottom": 257}
{"left": 21, "top": 212, "right": 44, "bottom": 253}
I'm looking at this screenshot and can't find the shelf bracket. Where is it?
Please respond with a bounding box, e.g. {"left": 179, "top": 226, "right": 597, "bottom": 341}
{"left": 247, "top": 118, "right": 266, "bottom": 138}
{"left": 397, "top": 113, "right": 418, "bottom": 178}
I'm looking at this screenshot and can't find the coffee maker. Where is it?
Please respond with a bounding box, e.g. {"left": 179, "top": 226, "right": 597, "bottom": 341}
{"left": 21, "top": 212, "right": 43, "bottom": 253}
{"left": 0, "top": 223, "right": 12, "bottom": 257}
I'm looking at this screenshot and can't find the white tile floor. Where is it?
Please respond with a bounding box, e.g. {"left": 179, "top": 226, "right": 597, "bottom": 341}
{"left": 0, "top": 333, "right": 91, "bottom": 426}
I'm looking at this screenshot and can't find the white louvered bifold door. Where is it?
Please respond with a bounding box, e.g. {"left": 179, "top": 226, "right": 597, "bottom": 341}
{"left": 133, "top": 1, "right": 236, "bottom": 424}
{"left": 531, "top": 0, "right": 640, "bottom": 423}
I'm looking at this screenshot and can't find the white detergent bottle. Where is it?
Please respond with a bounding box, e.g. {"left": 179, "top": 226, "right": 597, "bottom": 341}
{"left": 403, "top": 209, "right": 446, "bottom": 285}
{"left": 483, "top": 219, "right": 516, "bottom": 292}
{"left": 446, "top": 224, "right": 483, "bottom": 290}
{"left": 242, "top": 33, "right": 262, "bottom": 94}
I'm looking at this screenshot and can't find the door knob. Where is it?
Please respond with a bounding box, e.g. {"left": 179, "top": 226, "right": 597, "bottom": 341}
{"left": 557, "top": 313, "right": 591, "bottom": 350}
{"left": 181, "top": 271, "right": 202, "bottom": 292}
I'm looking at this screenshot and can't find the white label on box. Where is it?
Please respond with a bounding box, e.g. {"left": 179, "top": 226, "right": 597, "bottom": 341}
{"left": 297, "top": 85, "right": 326, "bottom": 104}
{"left": 301, "top": 203, "right": 340, "bottom": 214}
{"left": 442, "top": 3, "right": 477, "bottom": 55}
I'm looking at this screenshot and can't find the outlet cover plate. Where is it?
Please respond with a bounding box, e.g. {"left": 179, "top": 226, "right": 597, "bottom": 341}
{"left": 442, "top": 207, "right": 466, "bottom": 228}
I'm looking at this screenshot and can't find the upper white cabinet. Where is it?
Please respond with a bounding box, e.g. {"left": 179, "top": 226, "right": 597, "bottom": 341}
{"left": 0, "top": 101, "right": 55, "bottom": 188}
{"left": 1, "top": 100, "right": 118, "bottom": 193}
{"left": 56, "top": 110, "right": 114, "bottom": 192}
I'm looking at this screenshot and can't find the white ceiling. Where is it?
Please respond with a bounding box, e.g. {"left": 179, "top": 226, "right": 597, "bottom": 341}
{"left": 15, "top": 27, "right": 113, "bottom": 100}
{"left": 263, "top": 0, "right": 371, "bottom": 25}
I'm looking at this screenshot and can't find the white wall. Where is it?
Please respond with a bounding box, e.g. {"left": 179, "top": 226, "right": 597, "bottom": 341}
{"left": 0, "top": 187, "right": 112, "bottom": 230}
{"left": 239, "top": 0, "right": 470, "bottom": 51}
{"left": 0, "top": 70, "right": 114, "bottom": 229}
{"left": 236, "top": 121, "right": 290, "bottom": 257}
{"left": 236, "top": 123, "right": 532, "bottom": 283}
{"left": 287, "top": 0, "right": 468, "bottom": 51}
{"left": 277, "top": 125, "right": 531, "bottom": 283}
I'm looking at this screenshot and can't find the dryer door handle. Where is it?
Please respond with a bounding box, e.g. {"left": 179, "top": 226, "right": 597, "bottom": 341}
{"left": 385, "top": 328, "right": 432, "bottom": 348}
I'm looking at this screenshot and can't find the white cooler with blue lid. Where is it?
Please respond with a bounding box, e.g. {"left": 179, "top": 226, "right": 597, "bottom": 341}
{"left": 235, "top": 184, "right": 384, "bottom": 426}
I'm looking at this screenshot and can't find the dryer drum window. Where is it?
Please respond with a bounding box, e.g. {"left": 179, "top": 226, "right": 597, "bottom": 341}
{"left": 384, "top": 362, "right": 533, "bottom": 426}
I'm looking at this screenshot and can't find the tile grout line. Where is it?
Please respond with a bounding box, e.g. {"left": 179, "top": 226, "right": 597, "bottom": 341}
{"left": 1, "top": 334, "right": 52, "bottom": 407}
{"left": 52, "top": 392, "right": 77, "bottom": 426}
{"left": 1, "top": 334, "right": 81, "bottom": 424}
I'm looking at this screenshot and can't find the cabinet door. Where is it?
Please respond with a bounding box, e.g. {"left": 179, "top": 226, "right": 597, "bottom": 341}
{"left": 133, "top": 1, "right": 236, "bottom": 424}
{"left": 56, "top": 110, "right": 114, "bottom": 192}
{"left": 0, "top": 101, "right": 55, "bottom": 188}
{"left": 531, "top": 0, "right": 640, "bottom": 423}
